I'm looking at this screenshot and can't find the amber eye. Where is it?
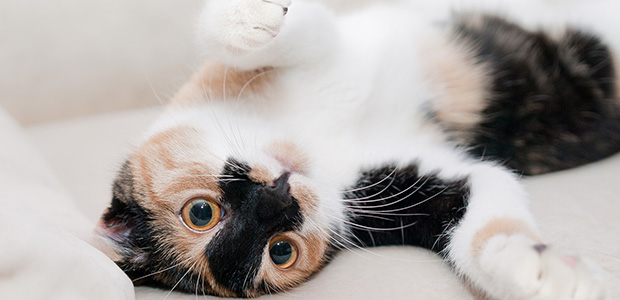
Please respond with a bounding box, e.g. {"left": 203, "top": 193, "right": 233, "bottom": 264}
{"left": 269, "top": 236, "right": 298, "bottom": 269}
{"left": 181, "top": 198, "right": 221, "bottom": 232}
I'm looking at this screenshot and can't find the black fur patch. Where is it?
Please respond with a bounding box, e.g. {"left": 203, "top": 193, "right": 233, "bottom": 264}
{"left": 453, "top": 16, "right": 620, "bottom": 175}
{"left": 208, "top": 158, "right": 303, "bottom": 296}
{"left": 344, "top": 163, "right": 469, "bottom": 254}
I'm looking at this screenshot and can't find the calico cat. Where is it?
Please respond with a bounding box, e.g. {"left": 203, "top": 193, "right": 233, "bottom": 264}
{"left": 98, "top": 0, "right": 620, "bottom": 299}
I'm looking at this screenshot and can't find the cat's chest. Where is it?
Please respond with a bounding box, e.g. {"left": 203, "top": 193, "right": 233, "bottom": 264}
{"left": 253, "top": 63, "right": 438, "bottom": 146}
{"left": 247, "top": 70, "right": 447, "bottom": 183}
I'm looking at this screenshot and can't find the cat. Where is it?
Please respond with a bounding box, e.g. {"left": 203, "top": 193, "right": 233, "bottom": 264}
{"left": 97, "top": 0, "right": 620, "bottom": 299}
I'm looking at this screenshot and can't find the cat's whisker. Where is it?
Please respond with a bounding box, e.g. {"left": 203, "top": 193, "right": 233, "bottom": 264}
{"left": 340, "top": 166, "right": 399, "bottom": 194}
{"left": 143, "top": 69, "right": 168, "bottom": 109}
{"left": 183, "top": 174, "right": 234, "bottom": 178}
{"left": 345, "top": 212, "right": 394, "bottom": 222}
{"left": 236, "top": 68, "right": 276, "bottom": 105}
{"left": 199, "top": 68, "right": 246, "bottom": 172}
{"left": 346, "top": 208, "right": 431, "bottom": 218}
{"left": 195, "top": 263, "right": 202, "bottom": 300}
{"left": 312, "top": 216, "right": 445, "bottom": 263}
{"left": 241, "top": 262, "right": 256, "bottom": 294}
{"left": 217, "top": 178, "right": 246, "bottom": 183}
{"left": 163, "top": 260, "right": 199, "bottom": 300}
{"left": 343, "top": 176, "right": 429, "bottom": 208}
{"left": 201, "top": 265, "right": 208, "bottom": 300}
{"left": 307, "top": 215, "right": 411, "bottom": 263}
{"left": 346, "top": 218, "right": 419, "bottom": 232}
{"left": 321, "top": 208, "right": 423, "bottom": 233}
{"left": 220, "top": 66, "right": 247, "bottom": 162}
{"left": 352, "top": 186, "right": 450, "bottom": 214}
{"left": 131, "top": 257, "right": 193, "bottom": 282}
{"left": 232, "top": 71, "right": 278, "bottom": 154}
{"left": 430, "top": 218, "right": 458, "bottom": 255}
{"left": 305, "top": 218, "right": 377, "bottom": 260}
{"left": 327, "top": 221, "right": 444, "bottom": 263}
{"left": 339, "top": 172, "right": 400, "bottom": 203}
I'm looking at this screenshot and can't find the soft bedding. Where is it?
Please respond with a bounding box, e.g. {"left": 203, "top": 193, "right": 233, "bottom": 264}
{"left": 0, "top": 107, "right": 134, "bottom": 300}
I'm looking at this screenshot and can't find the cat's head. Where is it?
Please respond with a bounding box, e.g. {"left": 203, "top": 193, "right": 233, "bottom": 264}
{"left": 98, "top": 106, "right": 345, "bottom": 297}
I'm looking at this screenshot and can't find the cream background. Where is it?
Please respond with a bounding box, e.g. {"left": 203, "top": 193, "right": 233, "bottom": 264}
{"left": 0, "top": 0, "right": 397, "bottom": 126}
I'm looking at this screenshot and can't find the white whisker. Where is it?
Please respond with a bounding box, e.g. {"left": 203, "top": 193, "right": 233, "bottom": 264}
{"left": 341, "top": 166, "right": 398, "bottom": 194}
{"left": 163, "top": 260, "right": 198, "bottom": 300}
{"left": 345, "top": 176, "right": 429, "bottom": 208}
{"left": 132, "top": 257, "right": 192, "bottom": 282}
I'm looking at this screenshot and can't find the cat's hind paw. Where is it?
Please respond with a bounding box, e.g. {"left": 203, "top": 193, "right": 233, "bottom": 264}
{"left": 479, "top": 234, "right": 608, "bottom": 300}
{"left": 200, "top": 0, "right": 291, "bottom": 54}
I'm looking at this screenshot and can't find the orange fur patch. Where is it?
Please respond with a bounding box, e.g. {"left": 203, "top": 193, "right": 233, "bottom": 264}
{"left": 248, "top": 165, "right": 275, "bottom": 184}
{"left": 289, "top": 182, "right": 319, "bottom": 215}
{"left": 421, "top": 32, "right": 490, "bottom": 143}
{"left": 471, "top": 218, "right": 541, "bottom": 259}
{"left": 265, "top": 139, "right": 310, "bottom": 174}
{"left": 170, "top": 61, "right": 275, "bottom": 107}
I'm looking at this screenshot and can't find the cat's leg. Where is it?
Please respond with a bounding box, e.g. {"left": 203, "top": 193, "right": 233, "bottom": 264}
{"left": 445, "top": 161, "right": 607, "bottom": 300}
{"left": 348, "top": 148, "right": 607, "bottom": 300}
{"left": 198, "top": 0, "right": 337, "bottom": 70}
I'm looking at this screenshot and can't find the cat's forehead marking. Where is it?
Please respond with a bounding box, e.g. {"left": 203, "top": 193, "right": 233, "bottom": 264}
{"left": 248, "top": 165, "right": 275, "bottom": 184}
{"left": 170, "top": 60, "right": 276, "bottom": 107}
{"left": 265, "top": 139, "right": 311, "bottom": 175}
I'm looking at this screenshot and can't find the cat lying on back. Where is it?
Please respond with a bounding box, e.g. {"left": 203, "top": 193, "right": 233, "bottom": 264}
{"left": 98, "top": 0, "right": 620, "bottom": 299}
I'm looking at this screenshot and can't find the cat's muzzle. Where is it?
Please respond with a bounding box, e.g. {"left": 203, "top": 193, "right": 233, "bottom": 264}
{"left": 256, "top": 172, "right": 293, "bottom": 220}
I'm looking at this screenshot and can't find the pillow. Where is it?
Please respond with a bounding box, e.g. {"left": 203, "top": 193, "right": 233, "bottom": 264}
{"left": 0, "top": 107, "right": 134, "bottom": 300}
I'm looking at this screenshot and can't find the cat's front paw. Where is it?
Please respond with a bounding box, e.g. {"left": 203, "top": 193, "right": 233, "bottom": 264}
{"left": 480, "top": 234, "right": 607, "bottom": 300}
{"left": 201, "top": 0, "right": 291, "bottom": 53}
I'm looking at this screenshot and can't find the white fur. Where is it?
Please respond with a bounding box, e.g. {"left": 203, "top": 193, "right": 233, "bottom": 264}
{"left": 150, "top": 0, "right": 618, "bottom": 298}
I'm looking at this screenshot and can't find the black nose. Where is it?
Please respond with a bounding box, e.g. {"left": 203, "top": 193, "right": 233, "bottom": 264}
{"left": 256, "top": 172, "right": 293, "bottom": 220}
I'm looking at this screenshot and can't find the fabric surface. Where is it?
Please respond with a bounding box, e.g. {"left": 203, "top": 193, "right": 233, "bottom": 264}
{"left": 25, "top": 107, "right": 620, "bottom": 299}
{"left": 0, "top": 107, "right": 135, "bottom": 300}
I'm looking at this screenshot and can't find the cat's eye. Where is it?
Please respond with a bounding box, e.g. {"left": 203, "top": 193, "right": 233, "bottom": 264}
{"left": 269, "top": 236, "right": 298, "bottom": 269}
{"left": 181, "top": 198, "right": 221, "bottom": 232}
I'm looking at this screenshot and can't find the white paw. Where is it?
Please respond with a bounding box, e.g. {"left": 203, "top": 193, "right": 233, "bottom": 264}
{"left": 480, "top": 235, "right": 608, "bottom": 300}
{"left": 201, "top": 0, "right": 291, "bottom": 53}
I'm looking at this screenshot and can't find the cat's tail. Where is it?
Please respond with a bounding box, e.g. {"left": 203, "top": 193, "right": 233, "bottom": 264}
{"left": 445, "top": 15, "right": 620, "bottom": 175}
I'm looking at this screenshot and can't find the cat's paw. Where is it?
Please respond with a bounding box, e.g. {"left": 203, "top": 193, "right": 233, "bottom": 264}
{"left": 201, "top": 0, "right": 291, "bottom": 53}
{"left": 480, "top": 234, "right": 607, "bottom": 300}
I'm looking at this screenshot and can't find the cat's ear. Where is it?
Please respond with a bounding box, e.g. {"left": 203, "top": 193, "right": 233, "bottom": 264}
{"left": 96, "top": 161, "right": 149, "bottom": 264}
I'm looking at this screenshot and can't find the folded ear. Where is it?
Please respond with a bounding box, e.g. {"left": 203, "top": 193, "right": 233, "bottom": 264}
{"left": 97, "top": 161, "right": 150, "bottom": 265}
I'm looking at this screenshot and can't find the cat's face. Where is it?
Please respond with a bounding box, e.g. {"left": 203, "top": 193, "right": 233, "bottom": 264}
{"left": 98, "top": 108, "right": 345, "bottom": 297}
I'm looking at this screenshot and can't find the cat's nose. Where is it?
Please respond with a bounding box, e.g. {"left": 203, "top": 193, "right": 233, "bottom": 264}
{"left": 256, "top": 172, "right": 293, "bottom": 220}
